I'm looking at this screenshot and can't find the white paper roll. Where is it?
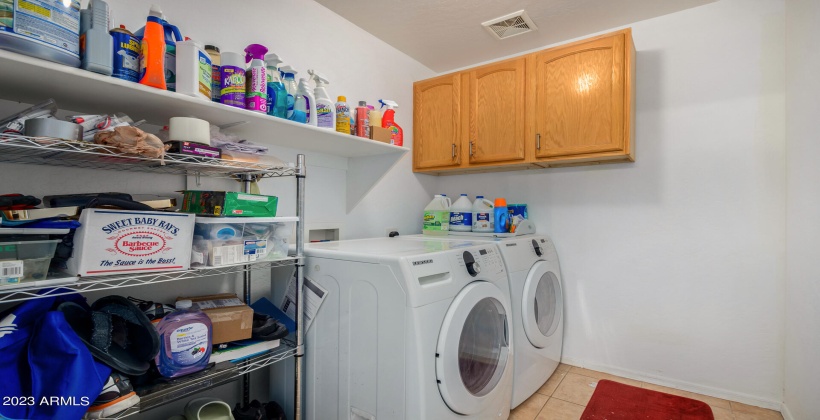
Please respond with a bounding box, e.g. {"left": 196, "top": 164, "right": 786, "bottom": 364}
{"left": 169, "top": 117, "right": 210, "bottom": 144}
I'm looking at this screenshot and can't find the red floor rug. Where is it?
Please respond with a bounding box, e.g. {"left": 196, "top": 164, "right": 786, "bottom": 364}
{"left": 581, "top": 380, "right": 714, "bottom": 420}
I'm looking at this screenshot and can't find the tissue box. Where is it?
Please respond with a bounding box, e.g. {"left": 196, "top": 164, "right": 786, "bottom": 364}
{"left": 67, "top": 209, "right": 195, "bottom": 276}
{"left": 181, "top": 191, "right": 278, "bottom": 217}
{"left": 191, "top": 216, "right": 297, "bottom": 267}
{"left": 178, "top": 294, "right": 253, "bottom": 344}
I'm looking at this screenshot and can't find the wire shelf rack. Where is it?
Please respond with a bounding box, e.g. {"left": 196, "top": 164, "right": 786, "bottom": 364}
{"left": 0, "top": 257, "right": 300, "bottom": 304}
{"left": 113, "top": 340, "right": 298, "bottom": 418}
{"left": 0, "top": 134, "right": 297, "bottom": 179}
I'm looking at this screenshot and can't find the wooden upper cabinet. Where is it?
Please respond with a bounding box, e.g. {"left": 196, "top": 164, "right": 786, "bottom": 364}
{"left": 467, "top": 57, "right": 526, "bottom": 164}
{"left": 533, "top": 30, "right": 633, "bottom": 161}
{"left": 413, "top": 73, "right": 461, "bottom": 170}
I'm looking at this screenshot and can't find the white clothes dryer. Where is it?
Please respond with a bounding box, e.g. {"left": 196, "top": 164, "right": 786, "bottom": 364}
{"left": 304, "top": 237, "right": 514, "bottom": 420}
{"left": 399, "top": 234, "right": 564, "bottom": 409}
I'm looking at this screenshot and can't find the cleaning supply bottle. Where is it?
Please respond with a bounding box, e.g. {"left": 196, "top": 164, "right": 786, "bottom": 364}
{"left": 205, "top": 45, "right": 221, "bottom": 102}
{"left": 175, "top": 38, "right": 211, "bottom": 100}
{"left": 290, "top": 78, "right": 316, "bottom": 125}
{"left": 472, "top": 196, "right": 495, "bottom": 233}
{"left": 335, "top": 96, "right": 351, "bottom": 134}
{"left": 355, "top": 101, "right": 369, "bottom": 138}
{"left": 379, "top": 99, "right": 404, "bottom": 146}
{"left": 139, "top": 5, "right": 166, "bottom": 89}
{"left": 219, "top": 52, "right": 245, "bottom": 108}
{"left": 155, "top": 299, "right": 212, "bottom": 378}
{"left": 494, "top": 198, "right": 510, "bottom": 233}
{"left": 265, "top": 54, "right": 288, "bottom": 118}
{"left": 160, "top": 11, "right": 182, "bottom": 91}
{"left": 279, "top": 65, "right": 298, "bottom": 119}
{"left": 307, "top": 70, "right": 336, "bottom": 129}
{"left": 80, "top": 0, "right": 112, "bottom": 75}
{"left": 369, "top": 107, "right": 382, "bottom": 129}
{"left": 449, "top": 194, "right": 473, "bottom": 232}
{"left": 111, "top": 25, "right": 140, "bottom": 82}
{"left": 423, "top": 194, "right": 452, "bottom": 235}
{"left": 244, "top": 44, "right": 268, "bottom": 113}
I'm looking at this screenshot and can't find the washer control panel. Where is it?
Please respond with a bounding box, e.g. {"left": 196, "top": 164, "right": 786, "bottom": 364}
{"left": 459, "top": 247, "right": 504, "bottom": 277}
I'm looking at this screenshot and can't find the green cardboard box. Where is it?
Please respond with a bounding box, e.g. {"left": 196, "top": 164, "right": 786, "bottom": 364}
{"left": 181, "top": 191, "right": 278, "bottom": 217}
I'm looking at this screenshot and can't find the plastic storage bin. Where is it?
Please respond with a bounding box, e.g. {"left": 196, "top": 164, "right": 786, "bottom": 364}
{"left": 191, "top": 217, "right": 297, "bottom": 267}
{"left": 0, "top": 239, "right": 60, "bottom": 286}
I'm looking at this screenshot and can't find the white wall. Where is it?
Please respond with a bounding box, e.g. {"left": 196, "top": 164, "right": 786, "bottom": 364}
{"left": 436, "top": 0, "right": 787, "bottom": 407}
{"left": 783, "top": 0, "right": 820, "bottom": 418}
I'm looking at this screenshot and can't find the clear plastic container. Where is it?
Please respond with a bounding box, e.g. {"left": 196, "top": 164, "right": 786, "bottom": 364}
{"left": 191, "top": 217, "right": 297, "bottom": 267}
{"left": 0, "top": 239, "right": 60, "bottom": 286}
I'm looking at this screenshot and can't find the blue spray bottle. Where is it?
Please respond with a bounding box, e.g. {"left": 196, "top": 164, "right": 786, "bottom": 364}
{"left": 265, "top": 53, "right": 288, "bottom": 118}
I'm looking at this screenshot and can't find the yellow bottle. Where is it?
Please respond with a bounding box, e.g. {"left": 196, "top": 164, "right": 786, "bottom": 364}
{"left": 335, "top": 96, "right": 351, "bottom": 134}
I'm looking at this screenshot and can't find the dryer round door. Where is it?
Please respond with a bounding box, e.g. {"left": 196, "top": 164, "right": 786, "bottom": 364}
{"left": 522, "top": 261, "right": 563, "bottom": 348}
{"left": 436, "top": 281, "right": 511, "bottom": 415}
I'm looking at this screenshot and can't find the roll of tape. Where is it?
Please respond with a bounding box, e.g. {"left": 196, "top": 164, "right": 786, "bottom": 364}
{"left": 169, "top": 117, "right": 210, "bottom": 145}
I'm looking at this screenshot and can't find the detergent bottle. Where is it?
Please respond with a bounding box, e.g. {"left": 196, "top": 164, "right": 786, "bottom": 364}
{"left": 155, "top": 300, "right": 212, "bottom": 378}
{"left": 379, "top": 100, "right": 404, "bottom": 146}
{"left": 308, "top": 70, "right": 336, "bottom": 129}
{"left": 138, "top": 5, "right": 167, "bottom": 89}
{"left": 279, "top": 65, "right": 298, "bottom": 119}
{"left": 472, "top": 196, "right": 495, "bottom": 233}
{"left": 494, "top": 198, "right": 511, "bottom": 233}
{"left": 449, "top": 194, "right": 473, "bottom": 232}
{"left": 244, "top": 44, "right": 268, "bottom": 113}
{"left": 423, "top": 194, "right": 452, "bottom": 235}
{"left": 265, "top": 53, "right": 288, "bottom": 118}
{"left": 160, "top": 11, "right": 182, "bottom": 91}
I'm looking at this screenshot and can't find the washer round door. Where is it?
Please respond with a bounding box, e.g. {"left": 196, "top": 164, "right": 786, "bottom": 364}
{"left": 522, "top": 261, "right": 563, "bottom": 348}
{"left": 436, "top": 281, "right": 511, "bottom": 415}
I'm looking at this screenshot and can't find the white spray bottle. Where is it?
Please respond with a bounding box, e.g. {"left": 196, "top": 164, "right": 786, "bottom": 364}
{"left": 307, "top": 70, "right": 336, "bottom": 129}
{"left": 292, "top": 78, "right": 317, "bottom": 126}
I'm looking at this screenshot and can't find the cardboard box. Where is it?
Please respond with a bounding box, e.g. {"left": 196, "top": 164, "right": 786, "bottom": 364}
{"left": 178, "top": 294, "right": 253, "bottom": 344}
{"left": 181, "top": 191, "right": 278, "bottom": 217}
{"left": 370, "top": 126, "right": 392, "bottom": 144}
{"left": 67, "top": 209, "right": 195, "bottom": 276}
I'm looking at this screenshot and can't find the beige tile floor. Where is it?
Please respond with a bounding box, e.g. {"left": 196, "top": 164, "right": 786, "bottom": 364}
{"left": 510, "top": 364, "right": 784, "bottom": 420}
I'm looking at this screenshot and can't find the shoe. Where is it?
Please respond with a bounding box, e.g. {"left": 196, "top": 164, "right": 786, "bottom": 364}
{"left": 251, "top": 314, "right": 289, "bottom": 341}
{"left": 263, "top": 401, "right": 286, "bottom": 420}
{"left": 233, "top": 400, "right": 264, "bottom": 420}
{"left": 83, "top": 372, "right": 140, "bottom": 419}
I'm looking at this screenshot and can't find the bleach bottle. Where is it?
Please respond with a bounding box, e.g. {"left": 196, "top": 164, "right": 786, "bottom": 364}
{"left": 472, "top": 196, "right": 495, "bottom": 233}
{"left": 265, "top": 53, "right": 288, "bottom": 118}
{"left": 423, "top": 194, "right": 451, "bottom": 236}
{"left": 279, "top": 65, "right": 298, "bottom": 119}
{"left": 308, "top": 70, "right": 336, "bottom": 129}
{"left": 155, "top": 300, "right": 212, "bottom": 378}
{"left": 449, "top": 194, "right": 473, "bottom": 232}
{"left": 244, "top": 44, "right": 268, "bottom": 113}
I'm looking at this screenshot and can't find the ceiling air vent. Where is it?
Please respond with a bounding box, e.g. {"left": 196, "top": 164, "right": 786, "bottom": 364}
{"left": 482, "top": 10, "right": 538, "bottom": 40}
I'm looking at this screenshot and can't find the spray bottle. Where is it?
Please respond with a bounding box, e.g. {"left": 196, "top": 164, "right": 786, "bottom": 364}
{"left": 279, "top": 65, "right": 298, "bottom": 119}
{"left": 291, "top": 78, "right": 317, "bottom": 125}
{"left": 265, "top": 54, "right": 288, "bottom": 118}
{"left": 307, "top": 70, "right": 335, "bottom": 129}
{"left": 138, "top": 5, "right": 166, "bottom": 89}
{"left": 244, "top": 44, "right": 268, "bottom": 113}
{"left": 379, "top": 100, "right": 404, "bottom": 146}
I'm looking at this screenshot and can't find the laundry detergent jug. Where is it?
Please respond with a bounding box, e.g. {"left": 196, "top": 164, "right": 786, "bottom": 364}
{"left": 449, "top": 194, "right": 472, "bottom": 232}
{"left": 423, "top": 194, "right": 451, "bottom": 235}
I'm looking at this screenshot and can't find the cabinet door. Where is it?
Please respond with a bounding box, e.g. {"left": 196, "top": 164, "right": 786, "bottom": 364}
{"left": 413, "top": 74, "right": 462, "bottom": 170}
{"left": 534, "top": 33, "right": 626, "bottom": 158}
{"left": 467, "top": 57, "right": 526, "bottom": 164}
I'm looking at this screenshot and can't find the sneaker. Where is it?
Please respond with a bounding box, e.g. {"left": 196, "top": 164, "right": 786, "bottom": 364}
{"left": 83, "top": 372, "right": 140, "bottom": 419}
{"left": 233, "top": 399, "right": 265, "bottom": 420}
{"left": 251, "top": 313, "right": 289, "bottom": 341}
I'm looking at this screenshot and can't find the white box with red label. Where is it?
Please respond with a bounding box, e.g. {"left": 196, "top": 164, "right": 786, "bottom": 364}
{"left": 67, "top": 209, "right": 196, "bottom": 276}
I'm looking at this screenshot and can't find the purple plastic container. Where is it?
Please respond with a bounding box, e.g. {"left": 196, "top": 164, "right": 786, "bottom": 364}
{"left": 155, "top": 299, "right": 212, "bottom": 378}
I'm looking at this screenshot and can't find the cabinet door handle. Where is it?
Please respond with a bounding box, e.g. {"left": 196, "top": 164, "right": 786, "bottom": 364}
{"left": 452, "top": 143, "right": 456, "bottom": 159}
{"left": 470, "top": 141, "right": 474, "bottom": 156}
{"left": 536, "top": 133, "right": 541, "bottom": 150}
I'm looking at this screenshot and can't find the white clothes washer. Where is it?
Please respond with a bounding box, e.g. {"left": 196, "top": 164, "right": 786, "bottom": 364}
{"left": 399, "top": 233, "right": 564, "bottom": 409}
{"left": 304, "top": 237, "right": 514, "bottom": 420}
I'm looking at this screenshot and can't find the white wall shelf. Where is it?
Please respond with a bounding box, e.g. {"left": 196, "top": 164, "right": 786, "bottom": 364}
{"left": 0, "top": 49, "right": 408, "bottom": 211}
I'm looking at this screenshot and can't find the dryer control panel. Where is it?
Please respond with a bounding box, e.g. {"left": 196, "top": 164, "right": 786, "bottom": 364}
{"left": 457, "top": 247, "right": 504, "bottom": 277}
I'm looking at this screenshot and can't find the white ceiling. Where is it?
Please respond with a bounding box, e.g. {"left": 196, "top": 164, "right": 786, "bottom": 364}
{"left": 315, "top": 0, "right": 715, "bottom": 73}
